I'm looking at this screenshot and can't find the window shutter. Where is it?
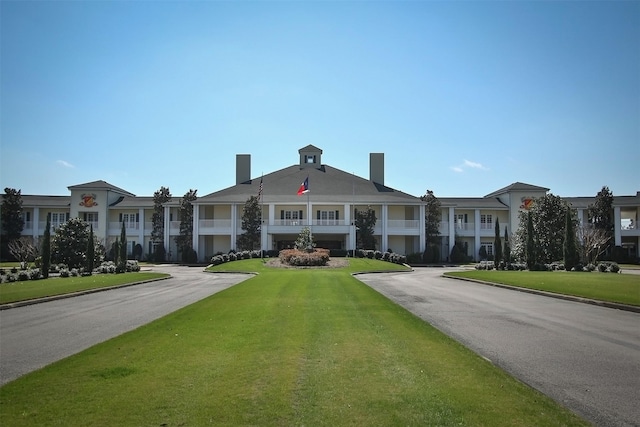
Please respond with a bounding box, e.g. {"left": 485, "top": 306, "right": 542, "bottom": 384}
{"left": 464, "top": 214, "right": 468, "bottom": 223}
{"left": 317, "top": 211, "right": 321, "bottom": 220}
{"left": 336, "top": 211, "right": 339, "bottom": 220}
{"left": 136, "top": 213, "right": 140, "bottom": 222}
{"left": 299, "top": 210, "right": 303, "bottom": 220}
{"left": 66, "top": 213, "right": 70, "bottom": 221}
{"left": 83, "top": 213, "right": 87, "bottom": 221}
{"left": 119, "top": 213, "right": 123, "bottom": 222}
{"left": 281, "top": 210, "right": 284, "bottom": 220}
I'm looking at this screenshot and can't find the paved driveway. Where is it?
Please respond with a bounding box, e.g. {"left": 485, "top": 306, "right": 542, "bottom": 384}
{"left": 0, "top": 266, "right": 250, "bottom": 386}
{"left": 357, "top": 268, "right": 640, "bottom": 427}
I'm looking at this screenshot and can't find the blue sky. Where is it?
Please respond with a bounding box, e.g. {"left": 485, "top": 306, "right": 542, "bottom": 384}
{"left": 1, "top": 1, "right": 638, "bottom": 199}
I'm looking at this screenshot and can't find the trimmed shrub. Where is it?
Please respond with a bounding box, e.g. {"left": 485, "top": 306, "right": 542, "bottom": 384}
{"left": 279, "top": 248, "right": 330, "bottom": 266}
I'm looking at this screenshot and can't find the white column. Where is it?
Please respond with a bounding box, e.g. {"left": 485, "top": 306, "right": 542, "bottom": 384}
{"left": 381, "top": 205, "right": 388, "bottom": 252}
{"left": 576, "top": 209, "right": 585, "bottom": 243}
{"left": 261, "top": 203, "right": 268, "bottom": 251}
{"left": 163, "top": 206, "right": 170, "bottom": 254}
{"left": 192, "top": 205, "right": 200, "bottom": 260}
{"left": 33, "top": 207, "right": 40, "bottom": 237}
{"left": 138, "top": 208, "right": 144, "bottom": 246}
{"left": 419, "top": 204, "right": 426, "bottom": 253}
{"left": 474, "top": 209, "right": 481, "bottom": 261}
{"left": 614, "top": 206, "right": 622, "bottom": 246}
{"left": 231, "top": 204, "right": 237, "bottom": 250}
{"left": 448, "top": 207, "right": 455, "bottom": 258}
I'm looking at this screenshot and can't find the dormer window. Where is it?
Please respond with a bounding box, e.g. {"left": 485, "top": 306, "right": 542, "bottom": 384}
{"left": 299, "top": 145, "right": 323, "bottom": 169}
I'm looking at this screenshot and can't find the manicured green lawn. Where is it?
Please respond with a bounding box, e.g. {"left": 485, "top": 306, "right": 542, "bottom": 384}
{"left": 0, "top": 272, "right": 169, "bottom": 304}
{"left": 0, "top": 259, "right": 586, "bottom": 426}
{"left": 445, "top": 270, "right": 640, "bottom": 306}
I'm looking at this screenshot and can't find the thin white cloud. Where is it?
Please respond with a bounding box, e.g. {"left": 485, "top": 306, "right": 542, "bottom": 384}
{"left": 463, "top": 159, "right": 488, "bottom": 170}
{"left": 57, "top": 160, "right": 74, "bottom": 168}
{"left": 451, "top": 159, "right": 489, "bottom": 173}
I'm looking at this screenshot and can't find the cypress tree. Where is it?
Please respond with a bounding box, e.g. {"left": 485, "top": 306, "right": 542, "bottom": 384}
{"left": 86, "top": 224, "right": 95, "bottom": 275}
{"left": 494, "top": 218, "right": 502, "bottom": 267}
{"left": 526, "top": 210, "right": 536, "bottom": 270}
{"left": 119, "top": 222, "right": 127, "bottom": 271}
{"left": 41, "top": 214, "right": 51, "bottom": 279}
{"left": 503, "top": 226, "right": 510, "bottom": 265}
{"left": 563, "top": 208, "right": 579, "bottom": 271}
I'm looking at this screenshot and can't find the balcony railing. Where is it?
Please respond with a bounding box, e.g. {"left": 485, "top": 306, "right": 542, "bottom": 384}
{"left": 387, "top": 220, "right": 420, "bottom": 229}
{"left": 109, "top": 222, "right": 140, "bottom": 231}
{"left": 199, "top": 219, "right": 233, "bottom": 228}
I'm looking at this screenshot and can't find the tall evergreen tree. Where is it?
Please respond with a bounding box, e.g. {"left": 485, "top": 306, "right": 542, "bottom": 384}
{"left": 86, "top": 224, "right": 95, "bottom": 275}
{"left": 588, "top": 186, "right": 614, "bottom": 256}
{"left": 237, "top": 195, "right": 262, "bottom": 250}
{"left": 355, "top": 206, "right": 377, "bottom": 250}
{"left": 494, "top": 218, "right": 502, "bottom": 266}
{"left": 563, "top": 208, "right": 579, "bottom": 271}
{"left": 526, "top": 210, "right": 536, "bottom": 269}
{"left": 420, "top": 190, "right": 442, "bottom": 245}
{"left": 151, "top": 186, "right": 171, "bottom": 261}
{"left": 119, "top": 221, "right": 127, "bottom": 271}
{"left": 1, "top": 188, "right": 24, "bottom": 260}
{"left": 175, "top": 189, "right": 197, "bottom": 262}
{"left": 41, "top": 214, "right": 51, "bottom": 278}
{"left": 503, "top": 226, "right": 510, "bottom": 265}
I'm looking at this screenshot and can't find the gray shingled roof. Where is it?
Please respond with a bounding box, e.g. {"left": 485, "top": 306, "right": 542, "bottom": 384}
{"left": 21, "top": 195, "right": 71, "bottom": 207}
{"left": 439, "top": 197, "right": 509, "bottom": 209}
{"left": 198, "top": 164, "right": 420, "bottom": 204}
{"left": 484, "top": 182, "right": 549, "bottom": 198}
{"left": 68, "top": 180, "right": 135, "bottom": 197}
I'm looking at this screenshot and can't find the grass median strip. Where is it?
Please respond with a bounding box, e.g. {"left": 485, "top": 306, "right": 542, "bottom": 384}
{"left": 444, "top": 270, "right": 640, "bottom": 306}
{"left": 0, "top": 259, "right": 587, "bottom": 426}
{"left": 0, "top": 272, "right": 170, "bottom": 304}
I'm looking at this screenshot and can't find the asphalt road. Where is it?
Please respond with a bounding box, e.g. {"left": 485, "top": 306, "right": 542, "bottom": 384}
{"left": 357, "top": 268, "right": 640, "bottom": 427}
{"left": 0, "top": 266, "right": 250, "bottom": 386}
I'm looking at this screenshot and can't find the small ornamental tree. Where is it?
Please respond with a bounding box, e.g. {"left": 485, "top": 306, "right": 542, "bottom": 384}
{"left": 295, "top": 227, "right": 315, "bottom": 252}
{"left": 494, "top": 218, "right": 502, "bottom": 266}
{"left": 86, "top": 225, "right": 95, "bottom": 275}
{"left": 8, "top": 237, "right": 38, "bottom": 268}
{"left": 41, "top": 214, "right": 51, "bottom": 278}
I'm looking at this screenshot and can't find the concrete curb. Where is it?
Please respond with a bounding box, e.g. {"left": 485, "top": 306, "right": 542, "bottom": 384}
{"left": 0, "top": 276, "right": 172, "bottom": 311}
{"left": 442, "top": 274, "right": 640, "bottom": 314}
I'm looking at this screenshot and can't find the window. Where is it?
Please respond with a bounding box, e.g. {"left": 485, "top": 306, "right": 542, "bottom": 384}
{"left": 455, "top": 214, "right": 466, "bottom": 229}
{"left": 121, "top": 213, "right": 137, "bottom": 229}
{"left": 318, "top": 210, "right": 338, "bottom": 225}
{"left": 50, "top": 212, "right": 68, "bottom": 229}
{"left": 83, "top": 212, "right": 99, "bottom": 230}
{"left": 480, "top": 243, "right": 494, "bottom": 257}
{"left": 284, "top": 210, "right": 301, "bottom": 225}
{"left": 306, "top": 155, "right": 316, "bottom": 164}
{"left": 480, "top": 214, "right": 493, "bottom": 230}
{"left": 22, "top": 212, "right": 31, "bottom": 229}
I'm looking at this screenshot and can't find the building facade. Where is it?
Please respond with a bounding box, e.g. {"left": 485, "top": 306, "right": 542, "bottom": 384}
{"left": 12, "top": 145, "right": 640, "bottom": 262}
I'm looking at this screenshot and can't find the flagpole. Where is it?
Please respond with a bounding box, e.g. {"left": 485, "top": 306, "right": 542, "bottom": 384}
{"left": 259, "top": 173, "right": 264, "bottom": 258}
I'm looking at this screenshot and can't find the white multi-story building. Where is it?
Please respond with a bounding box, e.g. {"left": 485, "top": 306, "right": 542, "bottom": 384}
{"left": 13, "top": 145, "right": 640, "bottom": 262}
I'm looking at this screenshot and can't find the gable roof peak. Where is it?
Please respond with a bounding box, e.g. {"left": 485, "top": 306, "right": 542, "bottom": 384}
{"left": 484, "top": 182, "right": 550, "bottom": 198}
